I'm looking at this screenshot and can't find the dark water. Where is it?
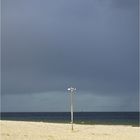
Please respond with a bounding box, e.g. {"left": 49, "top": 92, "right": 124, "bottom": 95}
{"left": 1, "top": 112, "right": 139, "bottom": 126}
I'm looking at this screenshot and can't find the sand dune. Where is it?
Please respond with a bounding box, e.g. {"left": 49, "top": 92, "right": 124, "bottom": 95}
{"left": 0, "top": 120, "right": 140, "bottom": 140}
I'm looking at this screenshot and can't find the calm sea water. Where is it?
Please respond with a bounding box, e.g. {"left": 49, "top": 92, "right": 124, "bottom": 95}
{"left": 1, "top": 112, "right": 139, "bottom": 126}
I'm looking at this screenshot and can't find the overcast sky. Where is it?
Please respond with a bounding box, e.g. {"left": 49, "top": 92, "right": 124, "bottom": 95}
{"left": 1, "top": 0, "right": 139, "bottom": 112}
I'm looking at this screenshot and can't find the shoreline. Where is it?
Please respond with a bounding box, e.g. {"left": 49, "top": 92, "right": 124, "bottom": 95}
{"left": 1, "top": 112, "right": 139, "bottom": 127}
{"left": 1, "top": 119, "right": 139, "bottom": 127}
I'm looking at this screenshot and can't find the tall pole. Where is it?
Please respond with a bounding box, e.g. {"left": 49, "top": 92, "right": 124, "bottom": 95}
{"left": 70, "top": 91, "right": 73, "bottom": 130}
{"left": 68, "top": 87, "right": 76, "bottom": 131}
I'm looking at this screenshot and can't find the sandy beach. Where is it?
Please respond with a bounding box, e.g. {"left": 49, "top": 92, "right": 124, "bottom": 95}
{"left": 0, "top": 120, "right": 140, "bottom": 140}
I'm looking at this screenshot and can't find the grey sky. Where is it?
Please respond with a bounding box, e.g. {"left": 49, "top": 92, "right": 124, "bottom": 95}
{"left": 1, "top": 0, "right": 139, "bottom": 112}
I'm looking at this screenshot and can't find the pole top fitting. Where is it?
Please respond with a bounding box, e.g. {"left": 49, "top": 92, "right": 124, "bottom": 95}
{"left": 68, "top": 87, "right": 76, "bottom": 93}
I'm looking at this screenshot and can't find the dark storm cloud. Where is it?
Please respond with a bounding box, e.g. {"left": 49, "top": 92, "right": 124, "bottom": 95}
{"left": 111, "top": 0, "right": 138, "bottom": 9}
{"left": 1, "top": 0, "right": 139, "bottom": 111}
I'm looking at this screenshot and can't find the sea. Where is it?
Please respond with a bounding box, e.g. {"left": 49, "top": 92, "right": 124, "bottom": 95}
{"left": 1, "top": 112, "right": 139, "bottom": 126}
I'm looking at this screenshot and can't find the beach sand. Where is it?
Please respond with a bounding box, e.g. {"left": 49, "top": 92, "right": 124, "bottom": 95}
{"left": 0, "top": 120, "right": 140, "bottom": 140}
